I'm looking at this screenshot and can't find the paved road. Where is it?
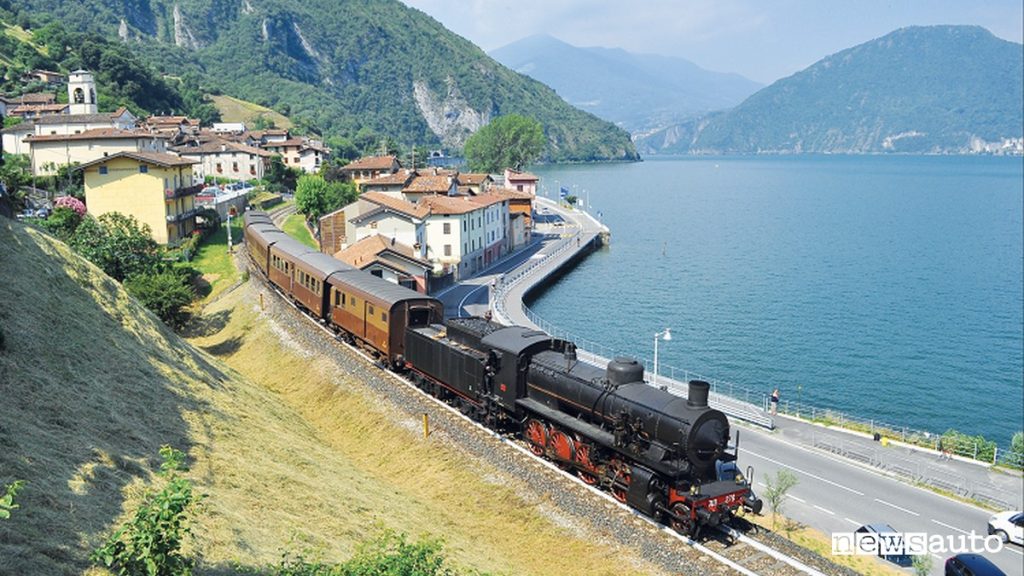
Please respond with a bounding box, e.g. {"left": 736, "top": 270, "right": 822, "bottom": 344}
{"left": 739, "top": 422, "right": 1023, "bottom": 576}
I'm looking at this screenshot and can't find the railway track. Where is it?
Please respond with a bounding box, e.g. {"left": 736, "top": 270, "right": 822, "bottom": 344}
{"left": 246, "top": 258, "right": 856, "bottom": 576}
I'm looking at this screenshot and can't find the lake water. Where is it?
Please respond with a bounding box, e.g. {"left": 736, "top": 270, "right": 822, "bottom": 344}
{"left": 529, "top": 156, "right": 1023, "bottom": 446}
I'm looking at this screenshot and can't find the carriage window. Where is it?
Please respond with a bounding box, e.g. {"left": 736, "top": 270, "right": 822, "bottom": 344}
{"left": 381, "top": 312, "right": 388, "bottom": 322}
{"left": 368, "top": 305, "right": 374, "bottom": 316}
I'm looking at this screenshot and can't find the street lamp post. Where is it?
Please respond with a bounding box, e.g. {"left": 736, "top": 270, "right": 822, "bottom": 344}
{"left": 653, "top": 328, "right": 672, "bottom": 387}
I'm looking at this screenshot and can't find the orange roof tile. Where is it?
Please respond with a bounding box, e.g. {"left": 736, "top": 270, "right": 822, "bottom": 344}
{"left": 402, "top": 174, "right": 453, "bottom": 194}
{"left": 334, "top": 235, "right": 428, "bottom": 269}
{"left": 361, "top": 191, "right": 429, "bottom": 219}
{"left": 343, "top": 155, "right": 399, "bottom": 171}
{"left": 25, "top": 128, "right": 168, "bottom": 143}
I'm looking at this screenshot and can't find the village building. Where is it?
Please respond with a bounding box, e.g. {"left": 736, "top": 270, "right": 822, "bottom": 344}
{"left": 211, "top": 122, "right": 246, "bottom": 134}
{"left": 172, "top": 139, "right": 274, "bottom": 181}
{"left": 334, "top": 234, "right": 433, "bottom": 293}
{"left": 0, "top": 92, "right": 57, "bottom": 117}
{"left": 401, "top": 172, "right": 457, "bottom": 203}
{"left": 358, "top": 170, "right": 417, "bottom": 198}
{"left": 25, "top": 128, "right": 168, "bottom": 176}
{"left": 79, "top": 151, "right": 202, "bottom": 244}
{"left": 32, "top": 108, "right": 137, "bottom": 136}
{"left": 418, "top": 193, "right": 509, "bottom": 279}
{"left": 0, "top": 121, "right": 35, "bottom": 155}
{"left": 260, "top": 136, "right": 330, "bottom": 173}
{"left": 340, "top": 155, "right": 401, "bottom": 187}
{"left": 25, "top": 69, "right": 65, "bottom": 85}
{"left": 455, "top": 172, "right": 493, "bottom": 195}
{"left": 7, "top": 102, "right": 69, "bottom": 119}
{"left": 503, "top": 168, "right": 539, "bottom": 195}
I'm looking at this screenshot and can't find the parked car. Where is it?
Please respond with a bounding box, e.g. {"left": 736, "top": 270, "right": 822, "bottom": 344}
{"left": 987, "top": 511, "right": 1024, "bottom": 546}
{"left": 855, "top": 523, "right": 911, "bottom": 566}
{"left": 945, "top": 553, "right": 1006, "bottom": 576}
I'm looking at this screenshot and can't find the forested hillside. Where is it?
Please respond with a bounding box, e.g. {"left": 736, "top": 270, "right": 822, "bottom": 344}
{"left": 638, "top": 26, "right": 1023, "bottom": 155}
{"left": 7, "top": 0, "right": 638, "bottom": 162}
{"left": 0, "top": 8, "right": 218, "bottom": 123}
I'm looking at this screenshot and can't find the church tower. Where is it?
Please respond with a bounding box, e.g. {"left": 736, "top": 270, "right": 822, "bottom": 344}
{"left": 68, "top": 70, "right": 98, "bottom": 115}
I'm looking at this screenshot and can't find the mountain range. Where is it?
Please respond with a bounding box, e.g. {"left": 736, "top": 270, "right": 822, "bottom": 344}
{"left": 636, "top": 25, "right": 1023, "bottom": 155}
{"left": 489, "top": 34, "right": 763, "bottom": 135}
{"left": 9, "top": 0, "right": 639, "bottom": 163}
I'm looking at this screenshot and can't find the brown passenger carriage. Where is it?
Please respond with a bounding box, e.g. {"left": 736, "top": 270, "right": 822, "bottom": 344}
{"left": 326, "top": 271, "right": 443, "bottom": 367}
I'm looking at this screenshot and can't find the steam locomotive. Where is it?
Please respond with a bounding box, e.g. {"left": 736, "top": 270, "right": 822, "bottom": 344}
{"left": 244, "top": 211, "right": 762, "bottom": 536}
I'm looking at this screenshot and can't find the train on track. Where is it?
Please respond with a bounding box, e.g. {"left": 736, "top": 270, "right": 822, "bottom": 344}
{"left": 244, "top": 210, "right": 763, "bottom": 536}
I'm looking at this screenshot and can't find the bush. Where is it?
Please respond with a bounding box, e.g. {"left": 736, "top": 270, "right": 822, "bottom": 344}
{"left": 271, "top": 529, "right": 460, "bottom": 576}
{"left": 125, "top": 268, "right": 196, "bottom": 327}
{"left": 940, "top": 429, "right": 997, "bottom": 462}
{"left": 92, "top": 446, "right": 200, "bottom": 576}
{"left": 42, "top": 206, "right": 84, "bottom": 241}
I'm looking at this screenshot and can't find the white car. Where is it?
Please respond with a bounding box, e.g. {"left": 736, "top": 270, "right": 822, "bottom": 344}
{"left": 988, "top": 511, "right": 1024, "bottom": 545}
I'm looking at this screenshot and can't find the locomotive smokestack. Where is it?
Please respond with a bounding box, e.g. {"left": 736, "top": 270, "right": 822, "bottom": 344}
{"left": 687, "top": 380, "right": 710, "bottom": 408}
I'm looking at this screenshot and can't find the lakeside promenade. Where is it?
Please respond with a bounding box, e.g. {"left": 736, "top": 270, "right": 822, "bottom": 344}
{"left": 471, "top": 195, "right": 1022, "bottom": 575}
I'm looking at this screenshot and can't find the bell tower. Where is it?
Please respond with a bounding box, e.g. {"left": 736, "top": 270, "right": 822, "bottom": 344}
{"left": 68, "top": 70, "right": 98, "bottom": 115}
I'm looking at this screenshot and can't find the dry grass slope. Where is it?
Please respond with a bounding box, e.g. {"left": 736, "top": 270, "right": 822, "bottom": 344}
{"left": 0, "top": 219, "right": 664, "bottom": 575}
{"left": 209, "top": 95, "right": 293, "bottom": 130}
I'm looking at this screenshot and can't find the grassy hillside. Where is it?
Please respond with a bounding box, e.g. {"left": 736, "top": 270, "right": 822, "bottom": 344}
{"left": 210, "top": 94, "right": 293, "bottom": 129}
{"left": 0, "top": 219, "right": 664, "bottom": 575}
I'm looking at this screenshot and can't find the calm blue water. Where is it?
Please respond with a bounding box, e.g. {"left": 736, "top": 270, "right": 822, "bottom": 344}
{"left": 530, "top": 156, "right": 1024, "bottom": 446}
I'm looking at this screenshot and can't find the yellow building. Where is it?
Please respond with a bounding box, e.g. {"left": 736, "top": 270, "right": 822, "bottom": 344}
{"left": 80, "top": 151, "right": 202, "bottom": 245}
{"left": 26, "top": 128, "right": 168, "bottom": 176}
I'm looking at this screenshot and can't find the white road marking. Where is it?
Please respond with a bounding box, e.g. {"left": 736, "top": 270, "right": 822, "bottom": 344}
{"left": 740, "top": 448, "right": 865, "bottom": 496}
{"left": 787, "top": 494, "right": 807, "bottom": 503}
{"left": 873, "top": 498, "right": 920, "bottom": 516}
{"left": 930, "top": 519, "right": 969, "bottom": 535}
{"left": 844, "top": 517, "right": 862, "bottom": 527}
{"left": 1004, "top": 547, "right": 1022, "bottom": 556}
{"left": 813, "top": 504, "right": 835, "bottom": 515}
{"left": 931, "top": 553, "right": 943, "bottom": 561}
{"left": 456, "top": 283, "right": 486, "bottom": 316}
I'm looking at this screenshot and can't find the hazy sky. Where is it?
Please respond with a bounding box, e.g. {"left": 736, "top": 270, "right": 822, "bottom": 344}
{"left": 400, "top": 0, "right": 1024, "bottom": 84}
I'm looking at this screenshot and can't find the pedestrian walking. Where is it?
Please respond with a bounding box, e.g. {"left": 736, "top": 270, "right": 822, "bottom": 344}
{"left": 770, "top": 388, "right": 780, "bottom": 416}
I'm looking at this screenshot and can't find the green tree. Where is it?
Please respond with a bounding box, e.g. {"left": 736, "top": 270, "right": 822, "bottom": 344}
{"left": 266, "top": 155, "right": 299, "bottom": 192}
{"left": 464, "top": 114, "right": 545, "bottom": 173}
{"left": 0, "top": 153, "right": 30, "bottom": 194}
{"left": 124, "top": 269, "right": 196, "bottom": 327}
{"left": 762, "top": 469, "right": 798, "bottom": 531}
{"left": 92, "top": 446, "right": 201, "bottom": 576}
{"left": 294, "top": 174, "right": 357, "bottom": 224}
{"left": 70, "top": 213, "right": 161, "bottom": 282}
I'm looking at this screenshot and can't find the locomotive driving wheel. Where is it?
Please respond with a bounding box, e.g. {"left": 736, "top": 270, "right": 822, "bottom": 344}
{"left": 609, "top": 460, "right": 630, "bottom": 503}
{"left": 524, "top": 419, "right": 547, "bottom": 456}
{"left": 669, "top": 502, "right": 693, "bottom": 535}
{"left": 573, "top": 441, "right": 599, "bottom": 485}
{"left": 547, "top": 429, "right": 575, "bottom": 469}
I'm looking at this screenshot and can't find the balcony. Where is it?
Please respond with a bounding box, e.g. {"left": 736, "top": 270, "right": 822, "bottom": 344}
{"left": 165, "top": 183, "right": 204, "bottom": 199}
{"left": 166, "top": 207, "right": 200, "bottom": 223}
